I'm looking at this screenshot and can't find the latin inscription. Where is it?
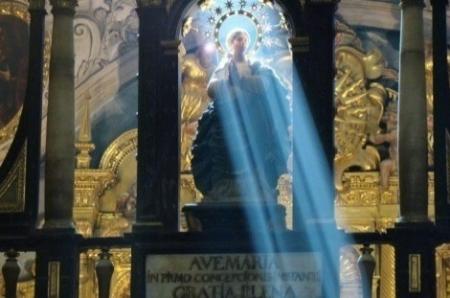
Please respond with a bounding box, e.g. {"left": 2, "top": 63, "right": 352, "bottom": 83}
{"left": 146, "top": 253, "right": 321, "bottom": 298}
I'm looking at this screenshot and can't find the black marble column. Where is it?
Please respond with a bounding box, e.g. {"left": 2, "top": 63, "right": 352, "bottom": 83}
{"left": 135, "top": 1, "right": 179, "bottom": 231}
{"left": 397, "top": 0, "right": 429, "bottom": 223}
{"left": 44, "top": 0, "right": 77, "bottom": 229}
{"left": 431, "top": 0, "right": 450, "bottom": 226}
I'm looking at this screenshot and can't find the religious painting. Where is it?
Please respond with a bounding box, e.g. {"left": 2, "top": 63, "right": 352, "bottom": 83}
{"left": 179, "top": 0, "right": 293, "bottom": 228}
{"left": 0, "top": 13, "right": 28, "bottom": 130}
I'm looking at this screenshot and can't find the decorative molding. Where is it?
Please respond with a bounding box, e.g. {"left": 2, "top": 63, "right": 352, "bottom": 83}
{"left": 74, "top": 168, "right": 115, "bottom": 237}
{"left": 74, "top": 0, "right": 138, "bottom": 85}
{"left": 0, "top": 1, "right": 29, "bottom": 22}
{"left": 0, "top": 143, "right": 26, "bottom": 213}
{"left": 380, "top": 245, "right": 396, "bottom": 298}
{"left": 48, "top": 261, "right": 61, "bottom": 298}
{"left": 99, "top": 129, "right": 137, "bottom": 174}
{"left": 335, "top": 171, "right": 435, "bottom": 232}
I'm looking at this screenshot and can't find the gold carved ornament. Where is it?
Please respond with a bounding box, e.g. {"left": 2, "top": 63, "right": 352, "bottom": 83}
{"left": 334, "top": 46, "right": 385, "bottom": 191}
{"left": 96, "top": 129, "right": 137, "bottom": 237}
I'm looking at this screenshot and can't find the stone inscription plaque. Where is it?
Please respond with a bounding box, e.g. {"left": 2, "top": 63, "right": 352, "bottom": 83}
{"left": 145, "top": 252, "right": 321, "bottom": 298}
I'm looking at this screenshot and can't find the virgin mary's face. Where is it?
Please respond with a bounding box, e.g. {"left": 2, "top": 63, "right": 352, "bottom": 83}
{"left": 231, "top": 33, "right": 248, "bottom": 55}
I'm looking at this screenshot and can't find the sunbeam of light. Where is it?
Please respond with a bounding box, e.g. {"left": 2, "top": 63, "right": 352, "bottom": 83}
{"left": 214, "top": 62, "right": 354, "bottom": 296}
{"left": 292, "top": 68, "right": 354, "bottom": 297}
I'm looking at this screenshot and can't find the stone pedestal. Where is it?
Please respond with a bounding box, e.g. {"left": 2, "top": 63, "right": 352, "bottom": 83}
{"left": 182, "top": 203, "right": 286, "bottom": 232}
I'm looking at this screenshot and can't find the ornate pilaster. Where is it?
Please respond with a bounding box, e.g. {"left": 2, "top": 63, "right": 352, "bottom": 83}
{"left": 75, "top": 95, "right": 95, "bottom": 169}
{"left": 430, "top": 0, "right": 450, "bottom": 226}
{"left": 73, "top": 94, "right": 115, "bottom": 237}
{"left": 397, "top": 0, "right": 429, "bottom": 223}
{"left": 43, "top": 0, "right": 78, "bottom": 229}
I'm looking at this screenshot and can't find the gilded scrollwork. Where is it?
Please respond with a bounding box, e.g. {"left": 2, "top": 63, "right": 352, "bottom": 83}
{"left": 93, "top": 129, "right": 137, "bottom": 236}
{"left": 334, "top": 46, "right": 385, "bottom": 191}
{"left": 99, "top": 129, "right": 137, "bottom": 173}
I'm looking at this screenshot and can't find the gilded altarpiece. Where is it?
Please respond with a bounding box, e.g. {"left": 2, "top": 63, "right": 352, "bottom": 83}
{"left": 3, "top": 8, "right": 450, "bottom": 298}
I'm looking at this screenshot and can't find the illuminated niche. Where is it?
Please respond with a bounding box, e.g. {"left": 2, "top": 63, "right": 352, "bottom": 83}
{"left": 178, "top": 0, "right": 294, "bottom": 229}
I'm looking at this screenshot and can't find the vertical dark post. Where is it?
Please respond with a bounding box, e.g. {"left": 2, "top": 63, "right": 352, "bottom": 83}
{"left": 431, "top": 0, "right": 450, "bottom": 226}
{"left": 397, "top": 0, "right": 429, "bottom": 223}
{"left": 25, "top": 0, "right": 46, "bottom": 229}
{"left": 294, "top": 0, "right": 336, "bottom": 229}
{"left": 135, "top": 1, "right": 179, "bottom": 232}
{"left": 132, "top": 1, "right": 179, "bottom": 296}
{"left": 95, "top": 248, "right": 114, "bottom": 298}
{"left": 2, "top": 250, "right": 20, "bottom": 298}
{"left": 357, "top": 244, "right": 376, "bottom": 298}
{"left": 291, "top": 2, "right": 339, "bottom": 297}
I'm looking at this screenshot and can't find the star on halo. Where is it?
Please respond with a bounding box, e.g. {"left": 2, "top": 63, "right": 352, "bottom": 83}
{"left": 225, "top": 0, "right": 233, "bottom": 10}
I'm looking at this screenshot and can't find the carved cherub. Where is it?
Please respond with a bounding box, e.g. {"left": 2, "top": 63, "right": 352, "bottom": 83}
{"left": 370, "top": 101, "right": 397, "bottom": 189}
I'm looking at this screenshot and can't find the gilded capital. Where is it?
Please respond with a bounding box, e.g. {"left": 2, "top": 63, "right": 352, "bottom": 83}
{"left": 50, "top": 0, "right": 77, "bottom": 10}
{"left": 28, "top": 0, "right": 46, "bottom": 10}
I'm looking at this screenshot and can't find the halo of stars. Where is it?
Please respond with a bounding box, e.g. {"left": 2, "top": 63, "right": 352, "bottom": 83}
{"left": 203, "top": 0, "right": 266, "bottom": 55}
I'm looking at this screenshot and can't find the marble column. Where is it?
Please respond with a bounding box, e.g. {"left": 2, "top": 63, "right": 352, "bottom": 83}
{"left": 397, "top": 0, "right": 429, "bottom": 223}
{"left": 44, "top": 0, "right": 77, "bottom": 229}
